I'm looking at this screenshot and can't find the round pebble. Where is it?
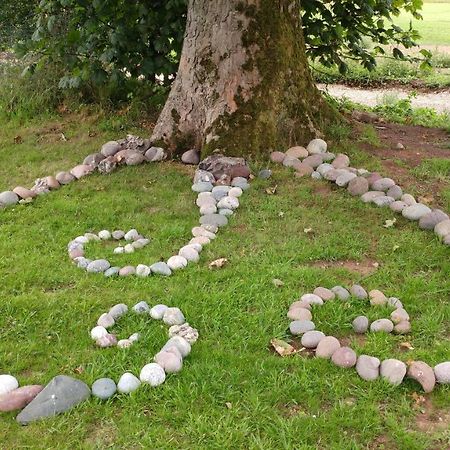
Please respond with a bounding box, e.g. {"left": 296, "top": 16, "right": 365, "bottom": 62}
{"left": 162, "top": 336, "right": 191, "bottom": 358}
{"left": 369, "top": 289, "right": 387, "bottom": 306}
{"left": 0, "top": 375, "right": 19, "bottom": 395}
{"left": 97, "top": 313, "right": 115, "bottom": 328}
{"left": 380, "top": 359, "right": 406, "bottom": 386}
{"left": 370, "top": 319, "right": 394, "bottom": 333}
{"left": 87, "top": 259, "right": 111, "bottom": 273}
{"left": 90, "top": 326, "right": 108, "bottom": 340}
{"left": 136, "top": 264, "right": 151, "bottom": 277}
{"left": 109, "top": 303, "right": 128, "bottom": 319}
{"left": 356, "top": 355, "right": 380, "bottom": 381}
{"left": 92, "top": 378, "right": 117, "bottom": 400}
{"left": 140, "top": 363, "right": 166, "bottom": 386}
{"left": 402, "top": 203, "right": 431, "bottom": 221}
{"left": 331, "top": 347, "right": 357, "bottom": 368}
{"left": 301, "top": 331, "right": 325, "bottom": 348}
{"left": 287, "top": 307, "right": 312, "bottom": 321}
{"left": 331, "top": 286, "right": 350, "bottom": 300}
{"left": 163, "top": 307, "right": 185, "bottom": 326}
{"left": 315, "top": 336, "right": 341, "bottom": 359}
{"left": 150, "top": 304, "right": 168, "bottom": 320}
{"left": 289, "top": 320, "right": 315, "bottom": 335}
{"left": 313, "top": 287, "right": 335, "bottom": 301}
{"left": 350, "top": 284, "right": 367, "bottom": 299}
{"left": 390, "top": 308, "right": 409, "bottom": 324}
{"left": 133, "top": 301, "right": 150, "bottom": 314}
{"left": 154, "top": 350, "right": 183, "bottom": 373}
{"left": 117, "top": 373, "right": 141, "bottom": 394}
{"left": 352, "top": 316, "right": 369, "bottom": 334}
{"left": 300, "top": 293, "right": 323, "bottom": 306}
{"left": 167, "top": 255, "right": 188, "bottom": 271}
{"left": 434, "top": 362, "right": 450, "bottom": 384}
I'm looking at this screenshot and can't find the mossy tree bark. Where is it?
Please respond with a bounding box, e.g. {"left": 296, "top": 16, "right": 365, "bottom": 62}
{"left": 151, "top": 0, "right": 338, "bottom": 158}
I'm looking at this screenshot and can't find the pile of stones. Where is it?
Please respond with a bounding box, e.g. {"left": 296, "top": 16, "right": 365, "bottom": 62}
{"left": 287, "top": 284, "right": 450, "bottom": 392}
{"left": 270, "top": 139, "right": 450, "bottom": 246}
{"left": 0, "top": 301, "right": 198, "bottom": 424}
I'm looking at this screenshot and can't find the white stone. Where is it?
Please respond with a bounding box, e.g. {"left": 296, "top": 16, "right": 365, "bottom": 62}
{"left": 124, "top": 229, "right": 139, "bottom": 241}
{"left": 124, "top": 244, "right": 135, "bottom": 253}
{"left": 140, "top": 363, "right": 166, "bottom": 387}
{"left": 217, "top": 196, "right": 239, "bottom": 210}
{"left": 163, "top": 307, "right": 185, "bottom": 325}
{"left": 167, "top": 255, "right": 188, "bottom": 270}
{"left": 97, "top": 313, "right": 115, "bottom": 328}
{"left": 136, "top": 264, "right": 151, "bottom": 277}
{"left": 98, "top": 230, "right": 111, "bottom": 240}
{"left": 90, "top": 326, "right": 108, "bottom": 340}
{"left": 307, "top": 138, "right": 327, "bottom": 154}
{"left": 117, "top": 372, "right": 141, "bottom": 393}
{"left": 228, "top": 187, "right": 243, "bottom": 197}
{"left": 129, "top": 333, "right": 140, "bottom": 342}
{"left": 190, "top": 236, "right": 210, "bottom": 246}
{"left": 179, "top": 246, "right": 200, "bottom": 262}
{"left": 0, "top": 374, "right": 19, "bottom": 395}
{"left": 109, "top": 303, "right": 128, "bottom": 319}
{"left": 162, "top": 336, "right": 191, "bottom": 358}
{"left": 150, "top": 304, "right": 168, "bottom": 320}
{"left": 300, "top": 293, "right": 324, "bottom": 306}
{"left": 117, "top": 339, "right": 133, "bottom": 348}
{"left": 113, "top": 246, "right": 125, "bottom": 254}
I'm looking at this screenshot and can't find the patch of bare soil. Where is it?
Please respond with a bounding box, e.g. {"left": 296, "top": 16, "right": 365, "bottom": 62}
{"left": 310, "top": 259, "right": 379, "bottom": 276}
{"left": 368, "top": 434, "right": 398, "bottom": 450}
{"left": 356, "top": 121, "right": 450, "bottom": 208}
{"left": 412, "top": 396, "right": 450, "bottom": 434}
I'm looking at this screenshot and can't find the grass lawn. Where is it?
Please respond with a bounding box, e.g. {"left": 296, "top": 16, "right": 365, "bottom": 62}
{"left": 0, "top": 113, "right": 449, "bottom": 449}
{"left": 396, "top": 2, "right": 450, "bottom": 46}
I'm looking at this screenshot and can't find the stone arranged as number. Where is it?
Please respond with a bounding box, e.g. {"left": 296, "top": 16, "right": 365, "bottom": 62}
{"left": 286, "top": 284, "right": 449, "bottom": 393}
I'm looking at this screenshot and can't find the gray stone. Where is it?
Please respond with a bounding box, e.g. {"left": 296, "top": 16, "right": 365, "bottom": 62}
{"left": 402, "top": 203, "right": 431, "bottom": 221}
{"left": 92, "top": 378, "right": 116, "bottom": 400}
{"left": 289, "top": 320, "right": 315, "bottom": 335}
{"left": 316, "top": 163, "right": 334, "bottom": 176}
{"left": 0, "top": 191, "right": 19, "bottom": 206}
{"left": 150, "top": 262, "right": 172, "bottom": 276}
{"left": 307, "top": 138, "right": 327, "bottom": 154}
{"left": 347, "top": 177, "right": 369, "bottom": 196}
{"left": 356, "top": 355, "right": 380, "bottom": 381}
{"left": 211, "top": 186, "right": 230, "bottom": 201}
{"left": 109, "top": 303, "right": 128, "bottom": 319}
{"left": 331, "top": 286, "right": 350, "bottom": 300}
{"left": 386, "top": 185, "right": 403, "bottom": 200}
{"left": 192, "top": 182, "right": 214, "bottom": 193}
{"left": 231, "top": 177, "right": 250, "bottom": 190}
{"left": 322, "top": 152, "right": 336, "bottom": 162}
{"left": 390, "top": 201, "right": 408, "bottom": 213}
{"left": 258, "top": 169, "right": 272, "bottom": 179}
{"left": 373, "top": 196, "right": 395, "bottom": 207}
{"left": 371, "top": 177, "right": 395, "bottom": 192}
{"left": 350, "top": 284, "right": 367, "bottom": 299}
{"left": 97, "top": 156, "right": 117, "bottom": 174}
{"left": 401, "top": 193, "right": 416, "bottom": 205}
{"left": 434, "top": 362, "right": 450, "bottom": 384}
{"left": 331, "top": 347, "right": 357, "bottom": 368}
{"left": 145, "top": 147, "right": 165, "bottom": 162}
{"left": 387, "top": 297, "right": 403, "bottom": 309}
{"left": 301, "top": 330, "right": 325, "bottom": 348}
{"left": 124, "top": 151, "right": 145, "bottom": 166}
{"left": 83, "top": 152, "right": 104, "bottom": 167}
{"left": 181, "top": 149, "right": 200, "bottom": 165}
{"left": 200, "top": 213, "right": 228, "bottom": 228}
{"left": 331, "top": 154, "right": 350, "bottom": 169}
{"left": 194, "top": 169, "right": 215, "bottom": 184}
{"left": 55, "top": 171, "right": 76, "bottom": 185}
{"left": 435, "top": 219, "right": 450, "bottom": 239}
{"left": 323, "top": 168, "right": 347, "bottom": 181}
{"left": 104, "top": 267, "right": 120, "bottom": 277}
{"left": 16, "top": 375, "right": 90, "bottom": 424}
{"left": 87, "top": 259, "right": 111, "bottom": 273}
{"left": 419, "top": 210, "right": 449, "bottom": 230}
{"left": 133, "top": 301, "right": 151, "bottom": 314}
{"left": 336, "top": 172, "right": 356, "bottom": 187}
{"left": 315, "top": 336, "right": 341, "bottom": 358}
{"left": 370, "top": 319, "right": 394, "bottom": 333}
{"left": 101, "top": 141, "right": 121, "bottom": 157}
{"left": 380, "top": 359, "right": 406, "bottom": 386}
{"left": 163, "top": 307, "right": 185, "bottom": 326}
{"left": 361, "top": 191, "right": 385, "bottom": 203}
{"left": 149, "top": 304, "right": 168, "bottom": 320}
{"left": 283, "top": 156, "right": 301, "bottom": 168}
{"left": 311, "top": 171, "right": 322, "bottom": 180}
{"left": 352, "top": 316, "right": 369, "bottom": 334}
{"left": 302, "top": 154, "right": 323, "bottom": 169}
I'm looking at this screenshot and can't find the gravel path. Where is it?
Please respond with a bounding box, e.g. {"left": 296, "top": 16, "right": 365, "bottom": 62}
{"left": 318, "top": 84, "right": 450, "bottom": 114}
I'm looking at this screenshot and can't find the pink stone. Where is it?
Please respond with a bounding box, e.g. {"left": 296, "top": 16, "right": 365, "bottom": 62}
{"left": 331, "top": 346, "right": 357, "bottom": 368}
{"left": 69, "top": 248, "right": 84, "bottom": 259}
{"left": 270, "top": 151, "right": 285, "bottom": 164}
{"left": 119, "top": 266, "right": 136, "bottom": 277}
{"left": 0, "top": 385, "right": 43, "bottom": 412}
{"left": 70, "top": 164, "right": 94, "bottom": 179}
{"left": 96, "top": 334, "right": 117, "bottom": 348}
{"left": 13, "top": 186, "right": 37, "bottom": 199}
{"left": 46, "top": 176, "right": 60, "bottom": 189}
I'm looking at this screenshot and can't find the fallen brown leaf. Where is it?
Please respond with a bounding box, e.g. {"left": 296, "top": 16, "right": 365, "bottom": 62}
{"left": 272, "top": 278, "right": 284, "bottom": 287}
{"left": 271, "top": 338, "right": 296, "bottom": 357}
{"left": 400, "top": 342, "right": 414, "bottom": 350}
{"left": 265, "top": 185, "right": 277, "bottom": 195}
{"left": 209, "top": 258, "right": 228, "bottom": 269}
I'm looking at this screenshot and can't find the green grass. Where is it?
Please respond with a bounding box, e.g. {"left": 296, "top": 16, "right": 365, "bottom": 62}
{"left": 0, "top": 113, "right": 449, "bottom": 449}
{"left": 396, "top": 2, "right": 450, "bottom": 46}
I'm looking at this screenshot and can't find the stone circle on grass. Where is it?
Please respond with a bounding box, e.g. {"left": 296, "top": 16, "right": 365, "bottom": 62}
{"left": 287, "top": 284, "right": 449, "bottom": 392}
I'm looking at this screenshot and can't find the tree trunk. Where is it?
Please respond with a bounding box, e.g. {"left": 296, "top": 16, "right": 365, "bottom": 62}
{"left": 151, "top": 0, "right": 338, "bottom": 158}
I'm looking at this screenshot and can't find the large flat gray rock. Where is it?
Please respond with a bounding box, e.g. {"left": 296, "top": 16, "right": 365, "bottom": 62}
{"left": 16, "top": 375, "right": 90, "bottom": 425}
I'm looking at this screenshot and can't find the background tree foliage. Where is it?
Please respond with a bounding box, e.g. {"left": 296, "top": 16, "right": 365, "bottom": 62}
{"left": 10, "top": 0, "right": 426, "bottom": 90}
